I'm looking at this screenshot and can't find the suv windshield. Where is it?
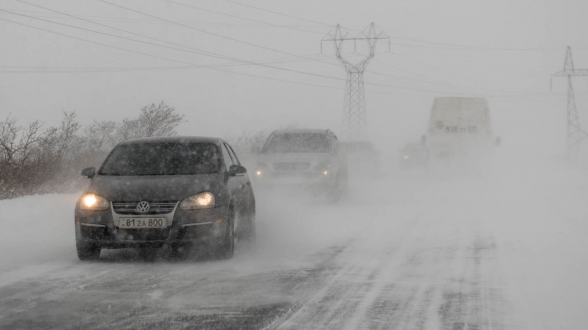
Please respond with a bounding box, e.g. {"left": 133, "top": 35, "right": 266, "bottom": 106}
{"left": 99, "top": 143, "right": 219, "bottom": 176}
{"left": 262, "top": 133, "right": 330, "bottom": 154}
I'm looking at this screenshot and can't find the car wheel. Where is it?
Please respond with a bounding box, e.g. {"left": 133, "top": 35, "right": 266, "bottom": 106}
{"left": 241, "top": 203, "right": 256, "bottom": 242}
{"left": 327, "top": 178, "right": 342, "bottom": 203}
{"left": 212, "top": 206, "right": 235, "bottom": 259}
{"left": 76, "top": 241, "right": 101, "bottom": 261}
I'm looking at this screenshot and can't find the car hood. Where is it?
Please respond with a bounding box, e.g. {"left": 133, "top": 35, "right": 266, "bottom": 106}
{"left": 87, "top": 174, "right": 222, "bottom": 202}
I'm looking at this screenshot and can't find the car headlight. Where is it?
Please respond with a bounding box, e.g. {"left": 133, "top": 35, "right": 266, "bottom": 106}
{"left": 255, "top": 163, "right": 269, "bottom": 177}
{"left": 180, "top": 192, "right": 215, "bottom": 209}
{"left": 80, "top": 193, "right": 109, "bottom": 211}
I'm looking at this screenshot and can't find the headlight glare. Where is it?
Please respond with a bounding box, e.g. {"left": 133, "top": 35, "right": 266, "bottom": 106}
{"left": 80, "top": 193, "right": 109, "bottom": 210}
{"left": 180, "top": 192, "right": 215, "bottom": 209}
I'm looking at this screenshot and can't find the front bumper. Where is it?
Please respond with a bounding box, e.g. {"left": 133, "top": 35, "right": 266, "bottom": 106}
{"left": 75, "top": 204, "right": 228, "bottom": 248}
{"left": 254, "top": 171, "right": 338, "bottom": 193}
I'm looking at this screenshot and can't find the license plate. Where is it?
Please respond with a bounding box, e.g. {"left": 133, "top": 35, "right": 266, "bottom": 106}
{"left": 118, "top": 218, "right": 167, "bottom": 229}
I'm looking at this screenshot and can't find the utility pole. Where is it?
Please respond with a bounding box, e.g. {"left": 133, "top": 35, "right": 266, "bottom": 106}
{"left": 322, "top": 23, "right": 389, "bottom": 140}
{"left": 552, "top": 46, "right": 588, "bottom": 152}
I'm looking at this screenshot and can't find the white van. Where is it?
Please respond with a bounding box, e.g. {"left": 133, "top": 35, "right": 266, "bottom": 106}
{"left": 425, "top": 97, "right": 496, "bottom": 158}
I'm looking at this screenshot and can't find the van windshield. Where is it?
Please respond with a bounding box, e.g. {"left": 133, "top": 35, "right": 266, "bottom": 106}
{"left": 99, "top": 143, "right": 219, "bottom": 176}
{"left": 262, "top": 133, "right": 330, "bottom": 154}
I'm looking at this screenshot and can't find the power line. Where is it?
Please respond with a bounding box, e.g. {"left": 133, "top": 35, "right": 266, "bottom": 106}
{"left": 85, "top": 1, "right": 548, "bottom": 97}
{"left": 391, "top": 41, "right": 564, "bottom": 52}
{"left": 165, "top": 0, "right": 323, "bottom": 35}
{"left": 390, "top": 53, "right": 511, "bottom": 92}
{"left": 1, "top": 15, "right": 551, "bottom": 99}
{"left": 0, "top": 16, "right": 350, "bottom": 90}
{"left": 9, "top": 8, "right": 331, "bottom": 27}
{"left": 2, "top": 6, "right": 344, "bottom": 82}
{"left": 223, "top": 1, "right": 567, "bottom": 53}
{"left": 225, "top": 0, "right": 335, "bottom": 28}
{"left": 2, "top": 7, "right": 563, "bottom": 100}
{"left": 94, "top": 1, "right": 532, "bottom": 97}
{"left": 97, "top": 0, "right": 339, "bottom": 69}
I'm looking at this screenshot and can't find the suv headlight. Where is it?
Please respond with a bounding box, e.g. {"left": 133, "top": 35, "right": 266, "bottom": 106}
{"left": 180, "top": 192, "right": 215, "bottom": 209}
{"left": 255, "top": 163, "right": 269, "bottom": 177}
{"left": 80, "top": 193, "right": 109, "bottom": 211}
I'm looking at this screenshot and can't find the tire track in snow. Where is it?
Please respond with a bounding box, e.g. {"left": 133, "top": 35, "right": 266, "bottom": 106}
{"left": 271, "top": 212, "right": 517, "bottom": 330}
{"left": 271, "top": 213, "right": 425, "bottom": 330}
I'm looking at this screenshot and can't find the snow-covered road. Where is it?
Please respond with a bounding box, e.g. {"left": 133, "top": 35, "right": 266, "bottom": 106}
{"left": 1, "top": 155, "right": 587, "bottom": 329}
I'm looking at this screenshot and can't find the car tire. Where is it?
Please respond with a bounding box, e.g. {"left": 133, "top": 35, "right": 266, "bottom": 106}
{"left": 241, "top": 202, "right": 256, "bottom": 242}
{"left": 76, "top": 242, "right": 101, "bottom": 261}
{"left": 212, "top": 206, "right": 235, "bottom": 259}
{"left": 327, "top": 177, "right": 342, "bottom": 203}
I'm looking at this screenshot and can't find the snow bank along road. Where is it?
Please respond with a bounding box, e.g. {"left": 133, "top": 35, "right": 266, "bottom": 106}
{"left": 0, "top": 156, "right": 587, "bottom": 329}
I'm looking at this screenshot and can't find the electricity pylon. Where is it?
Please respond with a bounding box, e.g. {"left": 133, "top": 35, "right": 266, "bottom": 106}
{"left": 552, "top": 46, "right": 588, "bottom": 151}
{"left": 322, "top": 23, "right": 389, "bottom": 140}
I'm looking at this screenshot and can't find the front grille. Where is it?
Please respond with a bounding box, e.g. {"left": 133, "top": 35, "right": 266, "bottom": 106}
{"left": 112, "top": 201, "right": 177, "bottom": 215}
{"left": 117, "top": 228, "right": 171, "bottom": 241}
{"left": 273, "top": 162, "right": 310, "bottom": 171}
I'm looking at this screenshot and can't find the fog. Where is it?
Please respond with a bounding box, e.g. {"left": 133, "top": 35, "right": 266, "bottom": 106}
{"left": 1, "top": 0, "right": 588, "bottom": 329}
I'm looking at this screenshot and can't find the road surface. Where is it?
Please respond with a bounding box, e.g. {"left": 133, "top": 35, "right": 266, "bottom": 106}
{"left": 1, "top": 158, "right": 587, "bottom": 329}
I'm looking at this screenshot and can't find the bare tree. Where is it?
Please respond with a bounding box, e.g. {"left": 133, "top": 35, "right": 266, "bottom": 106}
{"left": 85, "top": 120, "right": 117, "bottom": 151}
{"left": 0, "top": 114, "right": 43, "bottom": 164}
{"left": 114, "top": 101, "right": 184, "bottom": 143}
{"left": 137, "top": 101, "right": 184, "bottom": 137}
{"left": 55, "top": 112, "right": 81, "bottom": 159}
{"left": 0, "top": 103, "right": 186, "bottom": 199}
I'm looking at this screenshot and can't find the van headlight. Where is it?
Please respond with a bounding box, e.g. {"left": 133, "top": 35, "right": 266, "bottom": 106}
{"left": 180, "top": 192, "right": 215, "bottom": 209}
{"left": 80, "top": 193, "right": 109, "bottom": 211}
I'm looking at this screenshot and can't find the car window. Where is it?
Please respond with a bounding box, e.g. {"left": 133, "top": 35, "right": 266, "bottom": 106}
{"left": 261, "top": 133, "right": 331, "bottom": 153}
{"left": 331, "top": 134, "right": 339, "bottom": 153}
{"left": 221, "top": 143, "right": 234, "bottom": 167}
{"left": 226, "top": 144, "right": 241, "bottom": 165}
{"left": 99, "top": 143, "right": 219, "bottom": 176}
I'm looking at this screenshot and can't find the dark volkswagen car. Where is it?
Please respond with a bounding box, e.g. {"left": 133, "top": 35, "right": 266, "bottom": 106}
{"left": 74, "top": 137, "right": 255, "bottom": 261}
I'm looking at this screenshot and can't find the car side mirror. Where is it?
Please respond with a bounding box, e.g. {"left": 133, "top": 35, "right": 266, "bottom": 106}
{"left": 81, "top": 167, "right": 96, "bottom": 179}
{"left": 229, "top": 165, "right": 247, "bottom": 176}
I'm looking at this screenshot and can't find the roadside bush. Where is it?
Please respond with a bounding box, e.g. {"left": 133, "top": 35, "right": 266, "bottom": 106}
{"left": 0, "top": 101, "right": 183, "bottom": 199}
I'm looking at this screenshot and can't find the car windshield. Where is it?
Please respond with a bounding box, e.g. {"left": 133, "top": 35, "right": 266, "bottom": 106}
{"left": 404, "top": 143, "right": 423, "bottom": 152}
{"left": 262, "top": 133, "right": 330, "bottom": 153}
{"left": 346, "top": 142, "right": 374, "bottom": 153}
{"left": 99, "top": 142, "right": 219, "bottom": 176}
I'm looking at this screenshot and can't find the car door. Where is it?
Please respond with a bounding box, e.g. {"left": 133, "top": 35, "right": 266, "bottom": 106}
{"left": 221, "top": 143, "right": 250, "bottom": 219}
{"left": 226, "top": 143, "right": 253, "bottom": 206}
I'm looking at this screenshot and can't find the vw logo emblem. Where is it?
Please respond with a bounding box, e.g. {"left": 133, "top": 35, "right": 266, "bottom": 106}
{"left": 136, "top": 201, "right": 150, "bottom": 213}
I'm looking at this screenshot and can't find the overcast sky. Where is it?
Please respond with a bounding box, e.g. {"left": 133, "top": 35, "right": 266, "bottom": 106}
{"left": 1, "top": 0, "right": 588, "bottom": 154}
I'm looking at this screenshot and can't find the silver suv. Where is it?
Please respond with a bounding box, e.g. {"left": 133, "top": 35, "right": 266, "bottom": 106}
{"left": 254, "top": 129, "right": 347, "bottom": 201}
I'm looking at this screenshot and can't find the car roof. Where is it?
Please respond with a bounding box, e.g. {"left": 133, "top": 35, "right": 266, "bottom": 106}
{"left": 344, "top": 140, "right": 374, "bottom": 146}
{"left": 118, "top": 136, "right": 224, "bottom": 146}
{"left": 273, "top": 128, "right": 329, "bottom": 134}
